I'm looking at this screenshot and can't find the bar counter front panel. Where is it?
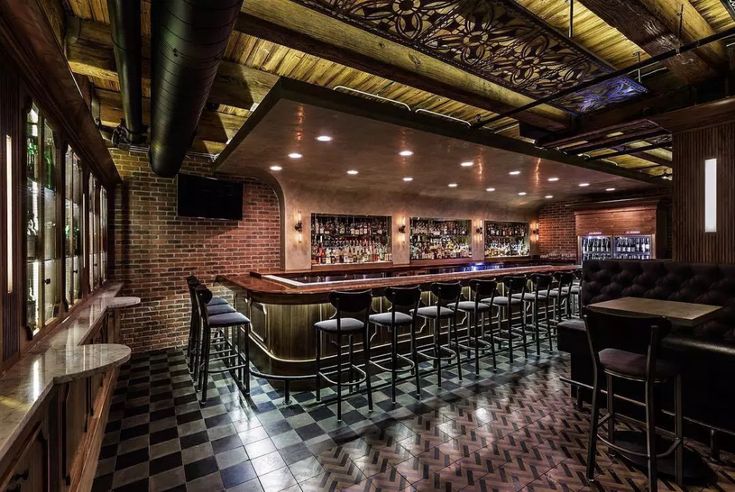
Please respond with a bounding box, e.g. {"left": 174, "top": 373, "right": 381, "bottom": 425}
{"left": 216, "top": 262, "right": 576, "bottom": 380}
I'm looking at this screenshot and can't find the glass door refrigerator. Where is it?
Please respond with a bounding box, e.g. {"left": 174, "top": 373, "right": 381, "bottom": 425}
{"left": 579, "top": 235, "right": 613, "bottom": 261}
{"left": 613, "top": 234, "right": 655, "bottom": 260}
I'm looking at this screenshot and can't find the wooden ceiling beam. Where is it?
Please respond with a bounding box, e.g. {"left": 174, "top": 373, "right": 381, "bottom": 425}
{"left": 559, "top": 128, "right": 669, "bottom": 154}
{"left": 65, "top": 17, "right": 278, "bottom": 111}
{"left": 578, "top": 0, "right": 727, "bottom": 84}
{"left": 237, "top": 0, "right": 570, "bottom": 131}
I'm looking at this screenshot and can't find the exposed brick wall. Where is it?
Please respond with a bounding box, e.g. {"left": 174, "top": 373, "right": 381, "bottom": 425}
{"left": 537, "top": 201, "right": 578, "bottom": 259}
{"left": 111, "top": 149, "right": 281, "bottom": 352}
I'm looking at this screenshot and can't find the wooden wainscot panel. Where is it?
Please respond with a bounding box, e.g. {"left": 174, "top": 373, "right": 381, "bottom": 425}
{"left": 0, "top": 412, "right": 50, "bottom": 492}
{"left": 574, "top": 203, "right": 658, "bottom": 237}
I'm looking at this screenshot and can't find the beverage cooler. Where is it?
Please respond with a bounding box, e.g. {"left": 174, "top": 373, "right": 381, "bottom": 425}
{"left": 579, "top": 234, "right": 655, "bottom": 261}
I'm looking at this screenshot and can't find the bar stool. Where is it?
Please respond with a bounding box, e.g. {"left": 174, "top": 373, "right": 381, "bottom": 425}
{"left": 194, "top": 285, "right": 251, "bottom": 404}
{"left": 455, "top": 279, "right": 498, "bottom": 374}
{"left": 584, "top": 309, "right": 683, "bottom": 490}
{"left": 513, "top": 274, "right": 553, "bottom": 355}
{"left": 368, "top": 286, "right": 422, "bottom": 402}
{"left": 488, "top": 276, "right": 527, "bottom": 363}
{"left": 314, "top": 290, "right": 374, "bottom": 421}
{"left": 549, "top": 272, "right": 575, "bottom": 323}
{"left": 186, "top": 276, "right": 236, "bottom": 381}
{"left": 569, "top": 269, "right": 582, "bottom": 316}
{"left": 413, "top": 282, "right": 462, "bottom": 388}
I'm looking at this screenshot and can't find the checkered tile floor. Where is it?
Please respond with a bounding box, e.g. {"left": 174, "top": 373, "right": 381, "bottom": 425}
{"left": 93, "top": 345, "right": 735, "bottom": 491}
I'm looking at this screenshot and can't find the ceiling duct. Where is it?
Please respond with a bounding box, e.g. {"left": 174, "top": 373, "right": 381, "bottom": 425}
{"left": 107, "top": 0, "right": 145, "bottom": 144}
{"left": 150, "top": 0, "right": 243, "bottom": 177}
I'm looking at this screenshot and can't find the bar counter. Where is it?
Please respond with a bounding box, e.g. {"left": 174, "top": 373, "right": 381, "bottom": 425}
{"left": 216, "top": 262, "right": 577, "bottom": 379}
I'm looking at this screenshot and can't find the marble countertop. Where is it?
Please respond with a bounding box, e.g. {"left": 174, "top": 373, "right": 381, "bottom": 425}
{"left": 0, "top": 283, "right": 131, "bottom": 464}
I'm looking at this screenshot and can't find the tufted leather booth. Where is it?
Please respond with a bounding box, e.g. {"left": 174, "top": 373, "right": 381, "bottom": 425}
{"left": 557, "top": 259, "right": 735, "bottom": 435}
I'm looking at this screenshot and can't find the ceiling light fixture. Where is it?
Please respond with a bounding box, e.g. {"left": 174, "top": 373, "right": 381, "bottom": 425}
{"left": 288, "top": 152, "right": 302, "bottom": 159}
{"left": 486, "top": 187, "right": 495, "bottom": 192}
{"left": 269, "top": 165, "right": 282, "bottom": 171}
{"left": 399, "top": 150, "right": 414, "bottom": 157}
{"left": 545, "top": 195, "right": 553, "bottom": 199}
{"left": 346, "top": 169, "right": 359, "bottom": 175}
{"left": 578, "top": 182, "right": 590, "bottom": 187}
{"left": 448, "top": 183, "right": 458, "bottom": 188}
{"left": 460, "top": 161, "right": 474, "bottom": 167}
{"left": 548, "top": 177, "right": 559, "bottom": 182}
{"left": 606, "top": 187, "right": 616, "bottom": 191}
{"left": 509, "top": 170, "right": 521, "bottom": 175}
{"left": 403, "top": 176, "right": 413, "bottom": 182}
{"left": 316, "top": 135, "right": 332, "bottom": 142}
{"left": 518, "top": 192, "right": 527, "bottom": 196}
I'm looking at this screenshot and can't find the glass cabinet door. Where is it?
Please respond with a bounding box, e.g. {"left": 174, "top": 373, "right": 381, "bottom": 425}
{"left": 100, "top": 187, "right": 107, "bottom": 283}
{"left": 88, "top": 174, "right": 99, "bottom": 290}
{"left": 64, "top": 147, "right": 83, "bottom": 305}
{"left": 25, "top": 104, "right": 61, "bottom": 333}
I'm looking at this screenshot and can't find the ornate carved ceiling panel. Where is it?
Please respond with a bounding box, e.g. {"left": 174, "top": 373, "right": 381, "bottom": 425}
{"left": 288, "top": 0, "right": 647, "bottom": 113}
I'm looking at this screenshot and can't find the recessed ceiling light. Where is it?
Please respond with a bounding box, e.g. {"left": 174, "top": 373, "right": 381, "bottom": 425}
{"left": 399, "top": 150, "right": 414, "bottom": 157}
{"left": 578, "top": 182, "right": 590, "bottom": 187}
{"left": 460, "top": 161, "right": 474, "bottom": 167}
{"left": 316, "top": 135, "right": 332, "bottom": 142}
{"left": 486, "top": 187, "right": 495, "bottom": 192}
{"left": 269, "top": 165, "right": 282, "bottom": 171}
{"left": 606, "top": 187, "right": 616, "bottom": 191}
{"left": 403, "top": 176, "right": 413, "bottom": 182}
{"left": 288, "top": 152, "right": 302, "bottom": 159}
{"left": 509, "top": 170, "right": 521, "bottom": 175}
{"left": 346, "top": 169, "right": 359, "bottom": 175}
{"left": 518, "top": 192, "right": 527, "bottom": 196}
{"left": 545, "top": 195, "right": 553, "bottom": 199}
{"left": 548, "top": 177, "right": 559, "bottom": 182}
{"left": 448, "top": 183, "right": 458, "bottom": 188}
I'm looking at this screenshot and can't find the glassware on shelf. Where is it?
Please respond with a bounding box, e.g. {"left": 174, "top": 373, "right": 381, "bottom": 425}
{"left": 580, "top": 235, "right": 613, "bottom": 261}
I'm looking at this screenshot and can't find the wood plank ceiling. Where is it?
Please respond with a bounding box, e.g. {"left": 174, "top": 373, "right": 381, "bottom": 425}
{"left": 57, "top": 0, "right": 735, "bottom": 179}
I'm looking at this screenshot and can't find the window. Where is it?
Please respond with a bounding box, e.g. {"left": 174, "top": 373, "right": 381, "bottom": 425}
{"left": 704, "top": 158, "right": 717, "bottom": 233}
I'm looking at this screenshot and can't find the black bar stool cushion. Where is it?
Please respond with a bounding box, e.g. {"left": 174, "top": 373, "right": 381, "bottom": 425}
{"left": 413, "top": 306, "right": 455, "bottom": 319}
{"left": 487, "top": 297, "right": 521, "bottom": 305}
{"left": 512, "top": 292, "right": 548, "bottom": 301}
{"left": 206, "top": 303, "right": 236, "bottom": 315}
{"left": 208, "top": 311, "right": 250, "bottom": 327}
{"left": 369, "top": 312, "right": 414, "bottom": 326}
{"left": 315, "top": 317, "right": 365, "bottom": 333}
{"left": 558, "top": 318, "right": 585, "bottom": 333}
{"left": 208, "top": 296, "right": 228, "bottom": 306}
{"left": 599, "top": 348, "right": 678, "bottom": 381}
{"left": 455, "top": 301, "right": 493, "bottom": 312}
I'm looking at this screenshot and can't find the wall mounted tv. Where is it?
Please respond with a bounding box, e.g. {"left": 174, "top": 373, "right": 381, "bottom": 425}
{"left": 177, "top": 174, "right": 243, "bottom": 220}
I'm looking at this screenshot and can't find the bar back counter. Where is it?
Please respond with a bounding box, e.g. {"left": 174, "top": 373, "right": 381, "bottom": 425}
{"left": 218, "top": 261, "right": 577, "bottom": 381}
{"left": 557, "top": 259, "right": 735, "bottom": 449}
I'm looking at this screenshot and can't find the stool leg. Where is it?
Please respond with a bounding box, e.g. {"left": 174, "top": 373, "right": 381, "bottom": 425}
{"left": 337, "top": 335, "right": 343, "bottom": 421}
{"left": 520, "top": 303, "right": 528, "bottom": 359}
{"left": 506, "top": 306, "right": 513, "bottom": 364}
{"left": 606, "top": 374, "right": 614, "bottom": 444}
{"left": 315, "top": 331, "right": 321, "bottom": 402}
{"left": 200, "top": 329, "right": 211, "bottom": 404}
{"left": 243, "top": 324, "right": 250, "bottom": 395}
{"left": 675, "top": 374, "right": 684, "bottom": 486}
{"left": 364, "top": 325, "right": 373, "bottom": 411}
{"left": 452, "top": 316, "right": 462, "bottom": 381}
{"left": 545, "top": 297, "right": 553, "bottom": 352}
{"left": 644, "top": 381, "right": 658, "bottom": 491}
{"left": 473, "top": 311, "right": 480, "bottom": 375}
{"left": 411, "top": 322, "right": 421, "bottom": 399}
{"left": 391, "top": 326, "right": 398, "bottom": 404}
{"left": 435, "top": 319, "right": 442, "bottom": 388}
{"left": 534, "top": 302, "right": 540, "bottom": 356}
{"left": 348, "top": 335, "right": 355, "bottom": 393}
{"left": 487, "top": 312, "right": 496, "bottom": 370}
{"left": 586, "top": 371, "right": 601, "bottom": 481}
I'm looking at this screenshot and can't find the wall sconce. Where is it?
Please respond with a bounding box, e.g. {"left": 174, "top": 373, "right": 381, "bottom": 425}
{"left": 531, "top": 226, "right": 540, "bottom": 242}
{"left": 475, "top": 226, "right": 483, "bottom": 234}
{"left": 294, "top": 211, "right": 303, "bottom": 232}
{"left": 704, "top": 158, "right": 717, "bottom": 232}
{"left": 398, "top": 224, "right": 406, "bottom": 234}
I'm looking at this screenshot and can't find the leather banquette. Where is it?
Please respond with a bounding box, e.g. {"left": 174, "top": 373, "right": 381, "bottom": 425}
{"left": 557, "top": 259, "right": 735, "bottom": 433}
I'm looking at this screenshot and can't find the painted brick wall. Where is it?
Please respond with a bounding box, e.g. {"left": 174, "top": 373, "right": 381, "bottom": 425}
{"left": 111, "top": 149, "right": 281, "bottom": 352}
{"left": 537, "top": 201, "right": 578, "bottom": 259}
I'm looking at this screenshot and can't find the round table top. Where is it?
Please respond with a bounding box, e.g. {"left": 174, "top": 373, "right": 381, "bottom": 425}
{"left": 108, "top": 296, "right": 141, "bottom": 309}
{"left": 47, "top": 343, "right": 132, "bottom": 384}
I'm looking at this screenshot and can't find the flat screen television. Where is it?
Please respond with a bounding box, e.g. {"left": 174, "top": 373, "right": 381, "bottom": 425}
{"left": 177, "top": 174, "right": 243, "bottom": 220}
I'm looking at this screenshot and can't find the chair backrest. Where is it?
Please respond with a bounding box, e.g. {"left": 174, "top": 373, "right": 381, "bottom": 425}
{"left": 194, "top": 284, "right": 213, "bottom": 326}
{"left": 384, "top": 286, "right": 421, "bottom": 315}
{"left": 530, "top": 274, "right": 553, "bottom": 293}
{"left": 328, "top": 290, "right": 373, "bottom": 323}
{"left": 470, "top": 279, "right": 497, "bottom": 301}
{"left": 555, "top": 272, "right": 575, "bottom": 289}
{"left": 583, "top": 308, "right": 672, "bottom": 377}
{"left": 430, "top": 282, "right": 462, "bottom": 307}
{"left": 503, "top": 276, "right": 527, "bottom": 296}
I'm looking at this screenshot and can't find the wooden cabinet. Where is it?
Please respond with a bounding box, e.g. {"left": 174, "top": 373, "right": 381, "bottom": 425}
{"left": 0, "top": 421, "right": 49, "bottom": 492}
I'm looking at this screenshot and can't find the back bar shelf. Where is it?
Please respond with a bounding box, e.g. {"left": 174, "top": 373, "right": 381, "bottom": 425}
{"left": 484, "top": 221, "right": 529, "bottom": 258}
{"left": 311, "top": 213, "right": 392, "bottom": 265}
{"left": 410, "top": 217, "right": 471, "bottom": 260}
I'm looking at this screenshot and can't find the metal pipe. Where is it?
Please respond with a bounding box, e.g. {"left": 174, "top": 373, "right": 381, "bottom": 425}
{"left": 149, "top": 0, "right": 243, "bottom": 177}
{"left": 107, "top": 0, "right": 145, "bottom": 144}
{"left": 473, "top": 26, "right": 735, "bottom": 128}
